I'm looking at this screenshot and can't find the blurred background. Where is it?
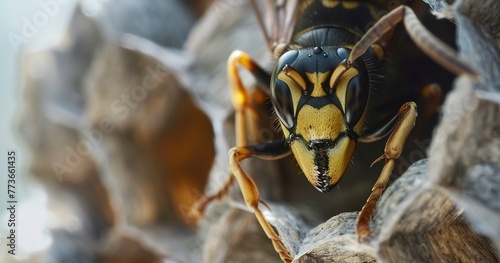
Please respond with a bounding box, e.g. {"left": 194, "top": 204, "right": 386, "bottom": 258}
{"left": 1, "top": 1, "right": 214, "bottom": 262}
{"left": 0, "top": 0, "right": 77, "bottom": 261}
{"left": 0, "top": 1, "right": 281, "bottom": 262}
{"left": 0, "top": 0, "right": 76, "bottom": 152}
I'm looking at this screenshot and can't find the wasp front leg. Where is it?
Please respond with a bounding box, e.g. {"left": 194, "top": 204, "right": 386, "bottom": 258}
{"left": 192, "top": 50, "right": 293, "bottom": 262}
{"left": 357, "top": 102, "right": 418, "bottom": 240}
{"left": 191, "top": 50, "right": 270, "bottom": 218}
{"left": 228, "top": 50, "right": 273, "bottom": 146}
{"left": 228, "top": 50, "right": 293, "bottom": 262}
{"left": 230, "top": 142, "right": 293, "bottom": 262}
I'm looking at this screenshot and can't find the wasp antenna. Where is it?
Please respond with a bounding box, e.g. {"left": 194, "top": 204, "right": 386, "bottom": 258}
{"left": 351, "top": 5, "right": 479, "bottom": 78}
{"left": 329, "top": 59, "right": 349, "bottom": 89}
{"left": 401, "top": 6, "right": 480, "bottom": 78}
{"left": 283, "top": 64, "right": 307, "bottom": 91}
{"left": 349, "top": 6, "right": 406, "bottom": 63}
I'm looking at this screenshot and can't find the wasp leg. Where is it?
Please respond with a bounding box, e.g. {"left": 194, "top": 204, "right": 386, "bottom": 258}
{"left": 357, "top": 102, "right": 418, "bottom": 241}
{"left": 195, "top": 50, "right": 294, "bottom": 262}
{"left": 228, "top": 50, "right": 272, "bottom": 145}
{"left": 229, "top": 142, "right": 293, "bottom": 263}
{"left": 191, "top": 50, "right": 271, "bottom": 220}
{"left": 228, "top": 51, "right": 292, "bottom": 262}
{"left": 190, "top": 176, "right": 235, "bottom": 221}
{"left": 349, "top": 5, "right": 478, "bottom": 78}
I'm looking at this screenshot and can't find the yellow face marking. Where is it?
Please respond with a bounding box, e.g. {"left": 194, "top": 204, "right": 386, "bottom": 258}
{"left": 329, "top": 64, "right": 348, "bottom": 89}
{"left": 284, "top": 65, "right": 307, "bottom": 91}
{"left": 289, "top": 140, "right": 316, "bottom": 184}
{"left": 277, "top": 71, "right": 303, "bottom": 116}
{"left": 295, "top": 104, "right": 345, "bottom": 142}
{"left": 289, "top": 135, "right": 356, "bottom": 187}
{"left": 305, "top": 72, "right": 330, "bottom": 97}
{"left": 333, "top": 67, "right": 359, "bottom": 112}
{"left": 326, "top": 137, "right": 355, "bottom": 184}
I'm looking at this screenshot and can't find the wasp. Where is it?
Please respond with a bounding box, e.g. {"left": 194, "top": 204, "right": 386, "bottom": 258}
{"left": 193, "top": 0, "right": 479, "bottom": 262}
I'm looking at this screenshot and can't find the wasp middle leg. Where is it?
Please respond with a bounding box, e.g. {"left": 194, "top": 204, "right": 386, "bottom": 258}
{"left": 193, "top": 50, "right": 294, "bottom": 262}
{"left": 191, "top": 50, "right": 271, "bottom": 218}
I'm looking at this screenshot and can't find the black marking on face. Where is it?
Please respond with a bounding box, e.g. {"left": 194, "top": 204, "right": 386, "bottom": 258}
{"left": 287, "top": 131, "right": 350, "bottom": 150}
{"left": 289, "top": 133, "right": 351, "bottom": 193}
{"left": 299, "top": 95, "right": 340, "bottom": 110}
{"left": 314, "top": 151, "right": 334, "bottom": 193}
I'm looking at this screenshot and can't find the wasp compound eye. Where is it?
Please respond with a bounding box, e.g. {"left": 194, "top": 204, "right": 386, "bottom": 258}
{"left": 271, "top": 79, "right": 295, "bottom": 129}
{"left": 335, "top": 47, "right": 369, "bottom": 129}
{"left": 270, "top": 50, "right": 300, "bottom": 130}
{"left": 345, "top": 74, "right": 369, "bottom": 128}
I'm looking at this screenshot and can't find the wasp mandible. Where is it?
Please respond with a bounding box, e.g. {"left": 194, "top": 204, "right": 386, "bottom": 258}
{"left": 194, "top": 1, "right": 479, "bottom": 262}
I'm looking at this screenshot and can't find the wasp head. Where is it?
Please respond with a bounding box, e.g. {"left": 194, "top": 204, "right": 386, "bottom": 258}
{"left": 270, "top": 46, "right": 373, "bottom": 192}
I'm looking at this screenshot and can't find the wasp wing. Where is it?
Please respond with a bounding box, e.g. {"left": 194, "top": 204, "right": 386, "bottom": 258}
{"left": 249, "top": 0, "right": 300, "bottom": 56}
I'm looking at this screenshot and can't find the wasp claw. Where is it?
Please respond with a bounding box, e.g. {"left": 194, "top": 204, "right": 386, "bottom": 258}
{"left": 370, "top": 154, "right": 386, "bottom": 167}
{"left": 259, "top": 199, "right": 272, "bottom": 212}
{"left": 188, "top": 195, "right": 215, "bottom": 225}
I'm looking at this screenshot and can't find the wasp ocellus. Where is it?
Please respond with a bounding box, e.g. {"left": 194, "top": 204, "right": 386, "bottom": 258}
{"left": 193, "top": 0, "right": 479, "bottom": 262}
